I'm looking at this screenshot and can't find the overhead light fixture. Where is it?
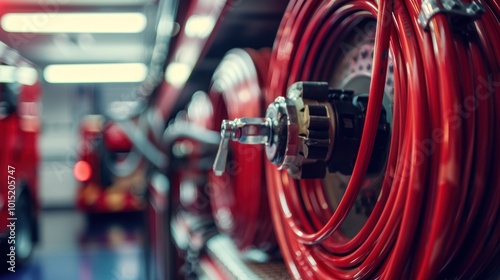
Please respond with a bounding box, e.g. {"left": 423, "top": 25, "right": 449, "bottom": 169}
{"left": 184, "top": 15, "right": 215, "bottom": 38}
{"left": 44, "top": 63, "right": 147, "bottom": 83}
{"left": 17, "top": 67, "right": 38, "bottom": 85}
{"left": 0, "top": 65, "right": 16, "bottom": 83}
{"left": 0, "top": 65, "right": 38, "bottom": 85}
{"left": 1, "top": 13, "right": 147, "bottom": 33}
{"left": 165, "top": 62, "right": 191, "bottom": 87}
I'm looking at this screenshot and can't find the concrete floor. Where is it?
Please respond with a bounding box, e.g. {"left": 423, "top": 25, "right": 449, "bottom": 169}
{"left": 0, "top": 210, "right": 146, "bottom": 280}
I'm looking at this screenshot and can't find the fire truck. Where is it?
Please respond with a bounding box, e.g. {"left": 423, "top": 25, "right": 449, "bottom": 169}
{"left": 0, "top": 41, "right": 40, "bottom": 268}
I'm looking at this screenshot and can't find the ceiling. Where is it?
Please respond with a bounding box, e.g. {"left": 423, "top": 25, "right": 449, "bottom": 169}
{"left": 0, "top": 0, "right": 160, "bottom": 68}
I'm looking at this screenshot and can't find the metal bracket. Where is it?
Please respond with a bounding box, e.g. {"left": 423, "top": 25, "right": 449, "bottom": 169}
{"left": 418, "top": 0, "right": 485, "bottom": 30}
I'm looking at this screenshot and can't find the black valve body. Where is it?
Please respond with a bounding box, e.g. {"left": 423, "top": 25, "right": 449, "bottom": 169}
{"left": 327, "top": 90, "right": 390, "bottom": 175}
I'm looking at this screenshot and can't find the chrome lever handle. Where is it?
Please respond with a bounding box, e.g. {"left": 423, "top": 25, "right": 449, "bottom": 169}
{"left": 213, "top": 120, "right": 233, "bottom": 176}
{"left": 213, "top": 118, "right": 272, "bottom": 176}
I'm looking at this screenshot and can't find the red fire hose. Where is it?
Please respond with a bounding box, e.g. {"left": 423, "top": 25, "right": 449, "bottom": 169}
{"left": 264, "top": 0, "right": 500, "bottom": 279}
{"left": 208, "top": 48, "right": 278, "bottom": 255}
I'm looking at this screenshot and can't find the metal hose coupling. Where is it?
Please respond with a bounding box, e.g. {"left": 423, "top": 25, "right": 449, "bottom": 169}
{"left": 213, "top": 82, "right": 337, "bottom": 179}
{"left": 213, "top": 117, "right": 272, "bottom": 176}
{"left": 213, "top": 81, "right": 390, "bottom": 179}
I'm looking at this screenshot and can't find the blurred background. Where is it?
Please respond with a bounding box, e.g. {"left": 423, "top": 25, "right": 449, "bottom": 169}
{"left": 0, "top": 0, "right": 158, "bottom": 209}
{"left": 0, "top": 1, "right": 164, "bottom": 279}
{"left": 0, "top": 0, "right": 286, "bottom": 279}
{"left": 1, "top": 0, "right": 499, "bottom": 279}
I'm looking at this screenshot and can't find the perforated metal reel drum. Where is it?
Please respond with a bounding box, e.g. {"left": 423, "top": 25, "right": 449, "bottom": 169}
{"left": 317, "top": 20, "right": 395, "bottom": 238}
{"left": 208, "top": 48, "right": 278, "bottom": 258}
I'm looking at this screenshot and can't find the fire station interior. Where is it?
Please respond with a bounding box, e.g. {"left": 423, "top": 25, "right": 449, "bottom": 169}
{"left": 0, "top": 0, "right": 499, "bottom": 279}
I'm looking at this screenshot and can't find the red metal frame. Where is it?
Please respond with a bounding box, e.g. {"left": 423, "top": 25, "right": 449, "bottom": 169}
{"left": 153, "top": 0, "right": 232, "bottom": 128}
{"left": 143, "top": 1, "right": 235, "bottom": 278}
{"left": 145, "top": 170, "right": 172, "bottom": 280}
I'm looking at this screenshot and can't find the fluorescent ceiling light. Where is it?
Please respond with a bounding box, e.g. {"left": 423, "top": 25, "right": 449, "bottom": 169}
{"left": 44, "top": 63, "right": 147, "bottom": 83}
{"left": 165, "top": 62, "right": 191, "bottom": 87}
{"left": 185, "top": 15, "right": 215, "bottom": 38}
{"left": 0, "top": 65, "right": 16, "bottom": 83}
{"left": 0, "top": 65, "right": 38, "bottom": 85}
{"left": 1, "top": 13, "right": 147, "bottom": 33}
{"left": 17, "top": 67, "right": 38, "bottom": 85}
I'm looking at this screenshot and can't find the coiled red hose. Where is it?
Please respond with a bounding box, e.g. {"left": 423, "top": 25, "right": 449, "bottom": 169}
{"left": 208, "top": 48, "right": 278, "bottom": 255}
{"left": 266, "top": 0, "right": 499, "bottom": 279}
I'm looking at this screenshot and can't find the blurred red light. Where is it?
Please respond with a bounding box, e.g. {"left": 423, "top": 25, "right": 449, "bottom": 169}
{"left": 74, "top": 161, "right": 92, "bottom": 182}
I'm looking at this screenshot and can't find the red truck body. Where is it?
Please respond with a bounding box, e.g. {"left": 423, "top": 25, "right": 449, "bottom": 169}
{"left": 0, "top": 42, "right": 41, "bottom": 267}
